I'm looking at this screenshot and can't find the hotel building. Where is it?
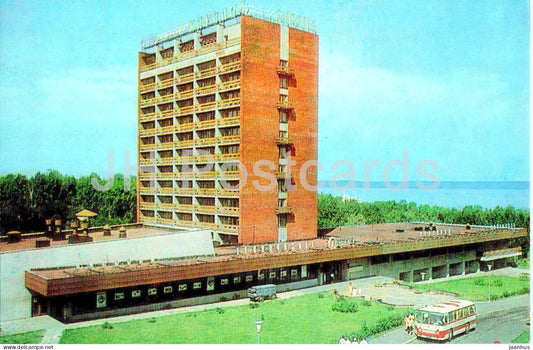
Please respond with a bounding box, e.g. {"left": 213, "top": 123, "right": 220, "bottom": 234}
{"left": 137, "top": 4, "right": 318, "bottom": 244}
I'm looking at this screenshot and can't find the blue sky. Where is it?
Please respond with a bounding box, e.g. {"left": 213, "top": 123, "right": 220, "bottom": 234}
{"left": 0, "top": 0, "right": 529, "bottom": 181}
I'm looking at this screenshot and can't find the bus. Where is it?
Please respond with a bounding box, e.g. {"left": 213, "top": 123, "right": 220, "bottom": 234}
{"left": 414, "top": 299, "right": 477, "bottom": 341}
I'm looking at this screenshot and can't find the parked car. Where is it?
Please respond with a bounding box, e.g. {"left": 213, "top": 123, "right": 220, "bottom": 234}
{"left": 248, "top": 284, "right": 277, "bottom": 302}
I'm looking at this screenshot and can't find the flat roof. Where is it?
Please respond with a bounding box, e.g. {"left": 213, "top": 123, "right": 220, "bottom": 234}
{"left": 25, "top": 223, "right": 527, "bottom": 297}
{"left": 326, "top": 222, "right": 508, "bottom": 243}
{"left": 0, "top": 225, "right": 190, "bottom": 253}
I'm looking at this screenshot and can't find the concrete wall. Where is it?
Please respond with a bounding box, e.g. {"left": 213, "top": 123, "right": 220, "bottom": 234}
{"left": 1, "top": 229, "right": 214, "bottom": 322}
{"left": 345, "top": 249, "right": 477, "bottom": 281}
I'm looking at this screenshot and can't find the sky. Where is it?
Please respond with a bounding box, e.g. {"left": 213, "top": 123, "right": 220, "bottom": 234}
{"left": 0, "top": 0, "right": 529, "bottom": 182}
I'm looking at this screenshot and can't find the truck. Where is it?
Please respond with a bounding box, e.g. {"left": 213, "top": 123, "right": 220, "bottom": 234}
{"left": 248, "top": 284, "right": 277, "bottom": 302}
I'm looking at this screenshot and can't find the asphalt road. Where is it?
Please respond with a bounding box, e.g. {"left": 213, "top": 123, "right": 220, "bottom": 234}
{"left": 408, "top": 306, "right": 530, "bottom": 344}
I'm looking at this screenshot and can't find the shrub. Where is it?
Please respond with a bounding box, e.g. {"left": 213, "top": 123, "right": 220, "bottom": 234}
{"left": 318, "top": 293, "right": 326, "bottom": 299}
{"left": 332, "top": 297, "right": 359, "bottom": 313}
{"left": 361, "top": 300, "right": 372, "bottom": 307}
{"left": 102, "top": 322, "right": 113, "bottom": 330}
{"left": 492, "top": 278, "right": 503, "bottom": 287}
{"left": 474, "top": 278, "right": 487, "bottom": 286}
{"left": 249, "top": 303, "right": 259, "bottom": 309}
{"left": 215, "top": 307, "right": 225, "bottom": 314}
{"left": 147, "top": 318, "right": 156, "bottom": 323}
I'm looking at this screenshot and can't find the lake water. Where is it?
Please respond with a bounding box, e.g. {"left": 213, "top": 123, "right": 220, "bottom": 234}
{"left": 319, "top": 181, "right": 530, "bottom": 209}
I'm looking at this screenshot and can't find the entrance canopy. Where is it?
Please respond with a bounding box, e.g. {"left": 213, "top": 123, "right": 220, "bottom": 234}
{"left": 480, "top": 247, "right": 522, "bottom": 262}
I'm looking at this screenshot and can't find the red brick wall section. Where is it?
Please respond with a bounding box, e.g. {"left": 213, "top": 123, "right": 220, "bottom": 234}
{"left": 240, "top": 16, "right": 281, "bottom": 243}
{"left": 287, "top": 27, "right": 318, "bottom": 241}
{"left": 240, "top": 16, "right": 318, "bottom": 243}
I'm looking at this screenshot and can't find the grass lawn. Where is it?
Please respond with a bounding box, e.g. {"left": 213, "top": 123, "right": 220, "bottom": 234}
{"left": 0, "top": 330, "right": 45, "bottom": 344}
{"left": 402, "top": 275, "right": 529, "bottom": 301}
{"left": 512, "top": 331, "right": 530, "bottom": 344}
{"left": 60, "top": 292, "right": 413, "bottom": 344}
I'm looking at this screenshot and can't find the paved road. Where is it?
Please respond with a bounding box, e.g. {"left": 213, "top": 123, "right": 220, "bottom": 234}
{"left": 373, "top": 294, "right": 530, "bottom": 344}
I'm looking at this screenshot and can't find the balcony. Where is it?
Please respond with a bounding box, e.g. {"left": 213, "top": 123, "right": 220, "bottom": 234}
{"left": 216, "top": 223, "right": 239, "bottom": 233}
{"left": 276, "top": 101, "right": 295, "bottom": 110}
{"left": 139, "top": 82, "right": 156, "bottom": 93}
{"left": 216, "top": 188, "right": 239, "bottom": 197}
{"left": 218, "top": 61, "right": 241, "bottom": 74}
{"left": 139, "top": 97, "right": 157, "bottom": 108}
{"left": 276, "top": 171, "right": 292, "bottom": 179}
{"left": 216, "top": 206, "right": 239, "bottom": 215}
{"left": 139, "top": 112, "right": 156, "bottom": 122}
{"left": 140, "top": 37, "right": 241, "bottom": 72}
{"left": 276, "top": 206, "right": 293, "bottom": 214}
{"left": 276, "top": 137, "right": 294, "bottom": 146}
{"left": 277, "top": 65, "right": 295, "bottom": 76}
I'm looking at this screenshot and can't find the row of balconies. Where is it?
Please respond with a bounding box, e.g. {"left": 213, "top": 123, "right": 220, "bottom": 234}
{"left": 140, "top": 73, "right": 240, "bottom": 97}
{"left": 138, "top": 170, "right": 239, "bottom": 180}
{"left": 139, "top": 187, "right": 239, "bottom": 197}
{"left": 139, "top": 202, "right": 239, "bottom": 215}
{"left": 139, "top": 216, "right": 239, "bottom": 232}
{"left": 139, "top": 135, "right": 240, "bottom": 151}
{"left": 139, "top": 115, "right": 240, "bottom": 136}
{"left": 139, "top": 97, "right": 240, "bottom": 119}
{"left": 140, "top": 37, "right": 241, "bottom": 72}
{"left": 139, "top": 153, "right": 239, "bottom": 166}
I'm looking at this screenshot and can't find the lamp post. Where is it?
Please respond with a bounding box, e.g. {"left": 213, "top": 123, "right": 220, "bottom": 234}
{"left": 420, "top": 272, "right": 427, "bottom": 307}
{"left": 254, "top": 320, "right": 263, "bottom": 344}
{"left": 487, "top": 264, "right": 493, "bottom": 302}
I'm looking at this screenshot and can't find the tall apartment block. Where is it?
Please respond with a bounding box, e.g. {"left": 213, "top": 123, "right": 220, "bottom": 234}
{"left": 137, "top": 5, "right": 318, "bottom": 244}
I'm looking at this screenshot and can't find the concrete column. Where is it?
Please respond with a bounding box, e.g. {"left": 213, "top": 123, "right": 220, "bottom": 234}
{"left": 428, "top": 267, "right": 433, "bottom": 280}
{"left": 318, "top": 263, "right": 325, "bottom": 286}
{"left": 173, "top": 39, "right": 181, "bottom": 54}
{"left": 194, "top": 32, "right": 201, "bottom": 50}
{"left": 216, "top": 24, "right": 225, "bottom": 43}
{"left": 445, "top": 264, "right": 450, "bottom": 278}
{"left": 409, "top": 270, "right": 414, "bottom": 283}
{"left": 461, "top": 261, "right": 466, "bottom": 275}
{"left": 155, "top": 45, "right": 162, "bottom": 62}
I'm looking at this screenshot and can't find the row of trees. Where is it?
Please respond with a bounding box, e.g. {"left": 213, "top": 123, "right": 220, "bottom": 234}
{"left": 318, "top": 193, "right": 530, "bottom": 256}
{"left": 0, "top": 170, "right": 136, "bottom": 233}
{"left": 318, "top": 193, "right": 530, "bottom": 229}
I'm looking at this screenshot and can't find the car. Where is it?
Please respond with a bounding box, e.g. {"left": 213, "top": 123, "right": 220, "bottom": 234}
{"left": 248, "top": 284, "right": 277, "bottom": 302}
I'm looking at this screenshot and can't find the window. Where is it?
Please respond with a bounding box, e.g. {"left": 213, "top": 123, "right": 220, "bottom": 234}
{"left": 279, "top": 111, "right": 288, "bottom": 123}
{"left": 280, "top": 60, "right": 288, "bottom": 68}
{"left": 278, "top": 198, "right": 287, "bottom": 207}
{"left": 280, "top": 94, "right": 288, "bottom": 102}
{"left": 278, "top": 180, "right": 287, "bottom": 192}
{"left": 279, "top": 147, "right": 287, "bottom": 159}
{"left": 280, "top": 77, "right": 288, "bottom": 89}
{"left": 279, "top": 130, "right": 288, "bottom": 138}
{"left": 278, "top": 214, "right": 287, "bottom": 227}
